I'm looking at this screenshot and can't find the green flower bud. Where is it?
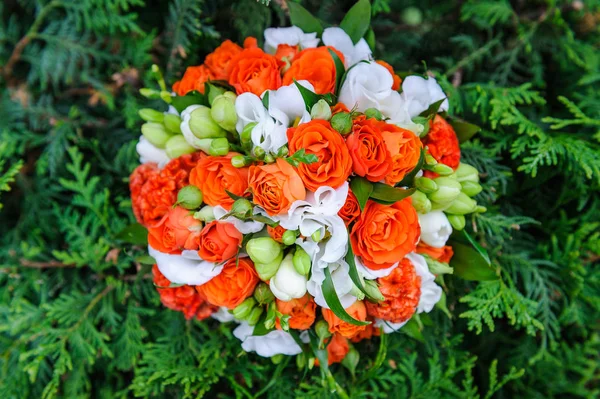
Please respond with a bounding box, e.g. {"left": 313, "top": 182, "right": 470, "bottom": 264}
{"left": 207, "top": 85, "right": 226, "bottom": 105}
{"left": 231, "top": 155, "right": 252, "bottom": 168}
{"left": 211, "top": 95, "right": 238, "bottom": 132}
{"left": 240, "top": 122, "right": 257, "bottom": 148}
{"left": 444, "top": 192, "right": 478, "bottom": 215}
{"left": 232, "top": 297, "right": 256, "bottom": 320}
{"left": 231, "top": 198, "right": 253, "bottom": 217}
{"left": 194, "top": 138, "right": 230, "bottom": 156}
{"left": 139, "top": 108, "right": 164, "bottom": 123}
{"left": 349, "top": 282, "right": 366, "bottom": 301}
{"left": 141, "top": 122, "right": 173, "bottom": 148}
{"left": 163, "top": 114, "right": 182, "bottom": 134}
{"left": 254, "top": 252, "right": 284, "bottom": 281}
{"left": 246, "top": 307, "right": 263, "bottom": 326}
{"left": 271, "top": 354, "right": 284, "bottom": 364}
{"left": 281, "top": 230, "right": 297, "bottom": 246}
{"left": 341, "top": 347, "right": 360, "bottom": 376}
{"left": 364, "top": 280, "right": 385, "bottom": 302}
{"left": 310, "top": 99, "right": 332, "bottom": 120}
{"left": 430, "top": 163, "right": 454, "bottom": 176}
{"left": 194, "top": 205, "right": 215, "bottom": 222}
{"left": 311, "top": 230, "right": 322, "bottom": 242}
{"left": 253, "top": 146, "right": 266, "bottom": 159}
{"left": 428, "top": 177, "right": 462, "bottom": 204}
{"left": 264, "top": 302, "right": 277, "bottom": 330}
{"left": 165, "top": 135, "right": 196, "bottom": 158}
{"left": 246, "top": 237, "right": 283, "bottom": 267}
{"left": 277, "top": 145, "right": 289, "bottom": 157}
{"left": 177, "top": 186, "right": 203, "bottom": 210}
{"left": 159, "top": 90, "right": 172, "bottom": 104}
{"left": 461, "top": 181, "right": 482, "bottom": 197}
{"left": 411, "top": 190, "right": 432, "bottom": 214}
{"left": 315, "top": 320, "right": 331, "bottom": 341}
{"left": 475, "top": 205, "right": 487, "bottom": 213}
{"left": 447, "top": 214, "right": 466, "bottom": 231}
{"left": 223, "top": 91, "right": 237, "bottom": 102}
{"left": 254, "top": 282, "right": 275, "bottom": 305}
{"left": 139, "top": 88, "right": 160, "bottom": 99}
{"left": 425, "top": 153, "right": 438, "bottom": 165}
{"left": 330, "top": 112, "right": 352, "bottom": 135}
{"left": 455, "top": 163, "right": 480, "bottom": 183}
{"left": 415, "top": 177, "right": 438, "bottom": 194}
{"left": 296, "top": 351, "right": 307, "bottom": 369}
{"left": 188, "top": 106, "right": 226, "bottom": 139}
{"left": 264, "top": 154, "right": 275, "bottom": 163}
{"left": 425, "top": 257, "right": 454, "bottom": 275}
{"left": 292, "top": 246, "right": 311, "bottom": 276}
{"left": 364, "top": 108, "right": 383, "bottom": 121}
{"left": 402, "top": 6, "right": 423, "bottom": 26}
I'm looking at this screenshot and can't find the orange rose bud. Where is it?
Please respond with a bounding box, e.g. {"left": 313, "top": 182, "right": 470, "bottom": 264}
{"left": 351, "top": 199, "right": 420, "bottom": 269}
{"left": 322, "top": 301, "right": 368, "bottom": 339}
{"left": 275, "top": 294, "right": 317, "bottom": 330}
{"left": 205, "top": 40, "right": 243, "bottom": 80}
{"left": 249, "top": 157, "right": 306, "bottom": 216}
{"left": 347, "top": 118, "right": 393, "bottom": 182}
{"left": 148, "top": 206, "right": 202, "bottom": 254}
{"left": 379, "top": 123, "right": 423, "bottom": 186}
{"left": 267, "top": 225, "right": 287, "bottom": 243}
{"left": 197, "top": 221, "right": 242, "bottom": 263}
{"left": 376, "top": 60, "right": 402, "bottom": 90}
{"left": 422, "top": 115, "right": 461, "bottom": 170}
{"left": 197, "top": 257, "right": 259, "bottom": 309}
{"left": 338, "top": 190, "right": 361, "bottom": 226}
{"left": 275, "top": 44, "right": 299, "bottom": 64}
{"left": 243, "top": 37, "right": 258, "bottom": 49}
{"left": 172, "top": 65, "right": 215, "bottom": 96}
{"left": 365, "top": 258, "right": 421, "bottom": 323}
{"left": 417, "top": 242, "right": 454, "bottom": 264}
{"left": 189, "top": 153, "right": 249, "bottom": 210}
{"left": 326, "top": 333, "right": 350, "bottom": 365}
{"left": 282, "top": 47, "right": 345, "bottom": 94}
{"left": 227, "top": 48, "right": 283, "bottom": 96}
{"left": 287, "top": 120, "right": 352, "bottom": 191}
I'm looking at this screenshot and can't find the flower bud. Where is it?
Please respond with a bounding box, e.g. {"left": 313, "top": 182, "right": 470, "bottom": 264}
{"left": 428, "top": 177, "right": 462, "bottom": 204}
{"left": 311, "top": 230, "right": 322, "bottom": 242}
{"left": 310, "top": 99, "right": 332, "bottom": 120}
{"left": 271, "top": 354, "right": 284, "bottom": 364}
{"left": 292, "top": 246, "right": 311, "bottom": 276}
{"left": 364, "top": 280, "right": 385, "bottom": 302}
{"left": 425, "top": 153, "right": 438, "bottom": 165}
{"left": 177, "top": 185, "right": 203, "bottom": 210}
{"left": 461, "top": 180, "right": 482, "bottom": 197}
{"left": 402, "top": 6, "right": 423, "bottom": 26}
{"left": 330, "top": 112, "right": 352, "bottom": 135}
{"left": 364, "top": 108, "right": 383, "bottom": 121}
{"left": 194, "top": 138, "right": 230, "bottom": 156}
{"left": 159, "top": 90, "right": 172, "bottom": 104}
{"left": 254, "top": 253, "right": 284, "bottom": 281}
{"left": 264, "top": 302, "right": 277, "bottom": 330}
{"left": 194, "top": 205, "right": 215, "bottom": 222}
{"left": 188, "top": 106, "right": 226, "bottom": 139}
{"left": 296, "top": 351, "right": 307, "bottom": 369}
{"left": 447, "top": 214, "right": 466, "bottom": 231}
{"left": 411, "top": 190, "right": 432, "bottom": 214}
{"left": 418, "top": 211, "right": 453, "bottom": 248}
{"left": 455, "top": 163, "right": 480, "bottom": 183}
{"left": 429, "top": 163, "right": 454, "bottom": 176}
{"left": 139, "top": 88, "right": 160, "bottom": 99}
{"left": 277, "top": 145, "right": 289, "bottom": 157}
{"left": 139, "top": 108, "right": 164, "bottom": 123}
{"left": 165, "top": 135, "right": 196, "bottom": 158}
{"left": 264, "top": 154, "right": 275, "bottom": 163}
{"left": 207, "top": 84, "right": 226, "bottom": 105}
{"left": 223, "top": 91, "right": 237, "bottom": 102}
{"left": 231, "top": 198, "right": 253, "bottom": 217}
{"left": 211, "top": 95, "right": 238, "bottom": 132}
{"left": 141, "top": 122, "right": 172, "bottom": 148}
{"left": 444, "top": 192, "right": 478, "bottom": 215}
{"left": 253, "top": 146, "right": 266, "bottom": 159}
{"left": 341, "top": 347, "right": 360, "bottom": 375}
{"left": 475, "top": 205, "right": 487, "bottom": 213}
{"left": 246, "top": 237, "right": 283, "bottom": 264}
{"left": 349, "top": 282, "right": 366, "bottom": 301}
{"left": 415, "top": 177, "right": 438, "bottom": 194}
{"left": 163, "top": 114, "right": 182, "bottom": 134}
{"left": 254, "top": 282, "right": 275, "bottom": 305}
{"left": 232, "top": 297, "right": 256, "bottom": 320}
{"left": 315, "top": 320, "right": 332, "bottom": 341}
{"left": 281, "top": 230, "right": 297, "bottom": 246}
{"left": 231, "top": 155, "right": 253, "bottom": 168}
{"left": 240, "top": 122, "right": 257, "bottom": 148}
{"left": 246, "top": 307, "right": 263, "bottom": 326}
{"left": 270, "top": 253, "right": 308, "bottom": 301}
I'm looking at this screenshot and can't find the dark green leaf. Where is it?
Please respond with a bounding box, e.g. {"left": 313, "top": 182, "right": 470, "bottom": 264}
{"left": 115, "top": 223, "right": 147, "bottom": 246}
{"left": 135, "top": 254, "right": 156, "bottom": 265}
{"left": 288, "top": 2, "right": 323, "bottom": 36}
{"left": 364, "top": 27, "right": 375, "bottom": 51}
{"left": 370, "top": 184, "right": 415, "bottom": 203}
{"left": 251, "top": 214, "right": 280, "bottom": 227}
{"left": 339, "top": 0, "right": 372, "bottom": 44}
{"left": 170, "top": 90, "right": 208, "bottom": 113}
{"left": 225, "top": 190, "right": 246, "bottom": 201}
{"left": 358, "top": 330, "right": 388, "bottom": 383}
{"left": 396, "top": 148, "right": 425, "bottom": 187}
{"left": 447, "top": 116, "right": 481, "bottom": 143}
{"left": 252, "top": 311, "right": 274, "bottom": 336}
{"left": 350, "top": 177, "right": 373, "bottom": 211}
{"left": 449, "top": 230, "right": 497, "bottom": 281}
{"left": 327, "top": 48, "right": 346, "bottom": 94}
{"left": 345, "top": 239, "right": 378, "bottom": 301}
{"left": 419, "top": 97, "right": 446, "bottom": 118}
{"left": 322, "top": 267, "right": 371, "bottom": 326}
{"left": 307, "top": 330, "right": 330, "bottom": 373}
{"left": 294, "top": 80, "right": 322, "bottom": 112}
{"left": 400, "top": 318, "right": 425, "bottom": 342}
{"left": 262, "top": 90, "right": 270, "bottom": 109}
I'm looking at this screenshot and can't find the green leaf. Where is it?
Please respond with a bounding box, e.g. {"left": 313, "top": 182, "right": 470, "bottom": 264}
{"left": 327, "top": 48, "right": 346, "bottom": 94}
{"left": 396, "top": 148, "right": 425, "bottom": 187}
{"left": 286, "top": 148, "right": 319, "bottom": 166}
{"left": 294, "top": 80, "right": 322, "bottom": 112}
{"left": 419, "top": 97, "right": 446, "bottom": 119}
{"left": 350, "top": 176, "right": 373, "bottom": 211}
{"left": 345, "top": 239, "right": 378, "bottom": 301}
{"left": 262, "top": 90, "right": 270, "bottom": 109}
{"left": 322, "top": 266, "right": 371, "bottom": 326}
{"left": 370, "top": 184, "right": 415, "bottom": 204}
{"left": 358, "top": 330, "right": 388, "bottom": 383}
{"left": 340, "top": 0, "right": 372, "bottom": 44}
{"left": 115, "top": 223, "right": 148, "bottom": 246}
{"left": 225, "top": 190, "right": 246, "bottom": 201}
{"left": 447, "top": 116, "right": 481, "bottom": 143}
{"left": 135, "top": 254, "right": 156, "bottom": 265}
{"left": 364, "top": 27, "right": 375, "bottom": 51}
{"left": 252, "top": 311, "right": 274, "bottom": 336}
{"left": 251, "top": 214, "right": 280, "bottom": 227}
{"left": 170, "top": 90, "right": 208, "bottom": 113}
{"left": 401, "top": 317, "right": 425, "bottom": 342}
{"left": 449, "top": 230, "right": 497, "bottom": 281}
{"left": 288, "top": 2, "right": 323, "bottom": 36}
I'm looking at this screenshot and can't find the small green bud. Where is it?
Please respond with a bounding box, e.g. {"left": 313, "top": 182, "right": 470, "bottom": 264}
{"left": 296, "top": 351, "right": 307, "bottom": 369}
{"left": 341, "top": 347, "right": 360, "bottom": 376}
{"left": 231, "top": 155, "right": 252, "bottom": 168}
{"left": 310, "top": 99, "right": 332, "bottom": 120}
{"left": 475, "top": 205, "right": 487, "bottom": 213}
{"left": 211, "top": 95, "right": 238, "bottom": 132}
{"left": 264, "top": 154, "right": 275, "bottom": 163}
{"left": 207, "top": 84, "right": 226, "bottom": 105}
{"left": 455, "top": 163, "right": 480, "bottom": 183}
{"left": 253, "top": 146, "right": 266, "bottom": 159}
{"left": 308, "top": 357, "right": 315, "bottom": 370}
{"left": 425, "top": 153, "right": 438, "bottom": 165}
{"left": 311, "top": 230, "right": 322, "bottom": 242}
{"left": 349, "top": 282, "right": 366, "bottom": 301}
{"left": 277, "top": 145, "right": 289, "bottom": 157}
{"left": 428, "top": 177, "right": 462, "bottom": 204}
{"left": 330, "top": 112, "right": 352, "bottom": 135}
{"left": 232, "top": 297, "right": 256, "bottom": 320}
{"left": 364, "top": 108, "right": 383, "bottom": 120}
{"left": 447, "top": 214, "right": 466, "bottom": 231}
{"left": 163, "top": 114, "right": 182, "bottom": 134}
{"left": 188, "top": 106, "right": 226, "bottom": 139}
{"left": 254, "top": 282, "right": 275, "bottom": 305}
{"left": 461, "top": 181, "right": 483, "bottom": 197}
{"left": 177, "top": 186, "right": 203, "bottom": 210}
{"left": 246, "top": 307, "right": 263, "bottom": 326}
{"left": 165, "top": 135, "right": 196, "bottom": 158}
{"left": 444, "top": 192, "right": 478, "bottom": 215}
{"left": 364, "top": 280, "right": 385, "bottom": 302}
{"left": 208, "top": 137, "right": 230, "bottom": 156}
{"left": 246, "top": 237, "right": 283, "bottom": 267}
{"left": 231, "top": 198, "right": 253, "bottom": 217}
{"left": 402, "top": 6, "right": 423, "bottom": 26}
{"left": 292, "top": 246, "right": 311, "bottom": 276}
{"left": 141, "top": 122, "right": 173, "bottom": 148}
{"left": 240, "top": 122, "right": 257, "bottom": 148}
{"left": 411, "top": 190, "right": 432, "bottom": 214}
{"left": 264, "top": 302, "right": 277, "bottom": 330}
{"left": 315, "top": 320, "right": 331, "bottom": 341}
{"left": 271, "top": 354, "right": 284, "bottom": 364}
{"left": 430, "top": 163, "right": 454, "bottom": 176}
{"left": 139, "top": 108, "right": 164, "bottom": 123}
{"left": 139, "top": 88, "right": 160, "bottom": 99}
{"left": 254, "top": 253, "right": 284, "bottom": 281}
{"left": 159, "top": 90, "right": 172, "bottom": 104}
{"left": 282, "top": 230, "right": 297, "bottom": 246}
{"left": 415, "top": 177, "right": 438, "bottom": 194}
{"left": 223, "top": 91, "right": 237, "bottom": 102}
{"left": 194, "top": 205, "right": 215, "bottom": 222}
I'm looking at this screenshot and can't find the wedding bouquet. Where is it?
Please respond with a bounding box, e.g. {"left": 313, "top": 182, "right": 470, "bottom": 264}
{"left": 129, "top": 0, "right": 487, "bottom": 371}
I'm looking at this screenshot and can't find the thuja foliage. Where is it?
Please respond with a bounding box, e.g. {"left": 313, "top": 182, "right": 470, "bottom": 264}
{"left": 1, "top": 0, "right": 599, "bottom": 397}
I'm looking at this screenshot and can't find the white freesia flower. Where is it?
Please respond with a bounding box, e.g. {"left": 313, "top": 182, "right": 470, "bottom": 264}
{"left": 322, "top": 27, "right": 372, "bottom": 67}
{"left": 400, "top": 75, "right": 449, "bottom": 117}
{"left": 213, "top": 205, "right": 265, "bottom": 234}
{"left": 233, "top": 322, "right": 303, "bottom": 357}
{"left": 270, "top": 253, "right": 308, "bottom": 301}
{"left": 307, "top": 259, "right": 357, "bottom": 309}
{"left": 263, "top": 26, "right": 319, "bottom": 54}
{"left": 149, "top": 246, "right": 223, "bottom": 286}
{"left": 418, "top": 211, "right": 453, "bottom": 248}
{"left": 356, "top": 256, "right": 398, "bottom": 279}
{"left": 211, "top": 307, "right": 236, "bottom": 323}
{"left": 136, "top": 136, "right": 170, "bottom": 167}
{"left": 338, "top": 62, "right": 402, "bottom": 118}
{"left": 264, "top": 81, "right": 312, "bottom": 128}
{"left": 407, "top": 252, "right": 442, "bottom": 313}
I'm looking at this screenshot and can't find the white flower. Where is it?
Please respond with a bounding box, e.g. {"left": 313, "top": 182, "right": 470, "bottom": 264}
{"left": 338, "top": 61, "right": 402, "bottom": 118}
{"left": 322, "top": 27, "right": 372, "bottom": 67}
{"left": 356, "top": 256, "right": 398, "bottom": 279}
{"left": 418, "top": 211, "right": 453, "bottom": 248}
{"left": 233, "top": 322, "right": 303, "bottom": 357}
{"left": 374, "top": 318, "right": 408, "bottom": 333}
{"left": 213, "top": 205, "right": 265, "bottom": 234}
{"left": 136, "top": 136, "right": 170, "bottom": 167}
{"left": 179, "top": 104, "right": 208, "bottom": 149}
{"left": 407, "top": 252, "right": 442, "bottom": 313}
{"left": 264, "top": 81, "right": 312, "bottom": 128}
{"left": 149, "top": 246, "right": 223, "bottom": 286}
{"left": 211, "top": 307, "right": 236, "bottom": 323}
{"left": 307, "top": 259, "right": 357, "bottom": 309}
{"left": 263, "top": 26, "right": 319, "bottom": 54}
{"left": 400, "top": 75, "right": 449, "bottom": 117}
{"left": 270, "top": 253, "right": 308, "bottom": 301}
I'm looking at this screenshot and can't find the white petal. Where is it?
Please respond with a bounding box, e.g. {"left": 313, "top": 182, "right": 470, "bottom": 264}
{"left": 233, "top": 322, "right": 303, "bottom": 357}
{"left": 374, "top": 318, "right": 408, "bottom": 333}
{"left": 211, "top": 307, "right": 237, "bottom": 323}
{"left": 179, "top": 105, "right": 207, "bottom": 149}
{"left": 418, "top": 211, "right": 453, "bottom": 248}
{"left": 263, "top": 26, "right": 305, "bottom": 54}
{"left": 307, "top": 260, "right": 357, "bottom": 309}
{"left": 356, "top": 256, "right": 398, "bottom": 279}
{"left": 149, "top": 246, "right": 223, "bottom": 286}
{"left": 407, "top": 252, "right": 442, "bottom": 313}
{"left": 136, "top": 136, "right": 170, "bottom": 167}
{"left": 213, "top": 206, "right": 265, "bottom": 234}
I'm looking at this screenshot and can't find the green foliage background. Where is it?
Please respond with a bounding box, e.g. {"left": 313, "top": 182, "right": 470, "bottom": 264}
{"left": 1, "top": 0, "right": 599, "bottom": 397}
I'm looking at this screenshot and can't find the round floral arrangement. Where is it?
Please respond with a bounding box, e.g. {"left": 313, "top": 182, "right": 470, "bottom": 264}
{"left": 129, "top": 0, "right": 486, "bottom": 370}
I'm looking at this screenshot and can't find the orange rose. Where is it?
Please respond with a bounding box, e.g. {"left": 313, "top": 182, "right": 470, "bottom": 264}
{"left": 350, "top": 322, "right": 380, "bottom": 343}
{"left": 376, "top": 60, "right": 401, "bottom": 90}
{"left": 322, "top": 301, "right": 368, "bottom": 339}
{"left": 332, "top": 103, "right": 350, "bottom": 115}
{"left": 205, "top": 40, "right": 243, "bottom": 80}
{"left": 275, "top": 294, "right": 316, "bottom": 330}
{"left": 267, "top": 225, "right": 287, "bottom": 243}
{"left": 347, "top": 117, "right": 393, "bottom": 182}
{"left": 417, "top": 242, "right": 454, "bottom": 264}
{"left": 365, "top": 258, "right": 421, "bottom": 323}
{"left": 325, "top": 333, "right": 349, "bottom": 365}
{"left": 350, "top": 199, "right": 420, "bottom": 269}
{"left": 287, "top": 120, "right": 352, "bottom": 191}
{"left": 275, "top": 44, "right": 299, "bottom": 65}
{"left": 228, "top": 48, "right": 283, "bottom": 96}
{"left": 338, "top": 189, "right": 360, "bottom": 226}
{"left": 197, "top": 221, "right": 242, "bottom": 263}
{"left": 422, "top": 115, "right": 460, "bottom": 170}
{"left": 148, "top": 206, "right": 202, "bottom": 254}
{"left": 189, "top": 153, "right": 249, "bottom": 210}
{"left": 282, "top": 47, "right": 345, "bottom": 94}
{"left": 196, "top": 257, "right": 259, "bottom": 309}
{"left": 172, "top": 65, "right": 215, "bottom": 96}
{"left": 249, "top": 158, "right": 306, "bottom": 216}
{"left": 243, "top": 37, "right": 258, "bottom": 49}
{"left": 379, "top": 123, "right": 422, "bottom": 185}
